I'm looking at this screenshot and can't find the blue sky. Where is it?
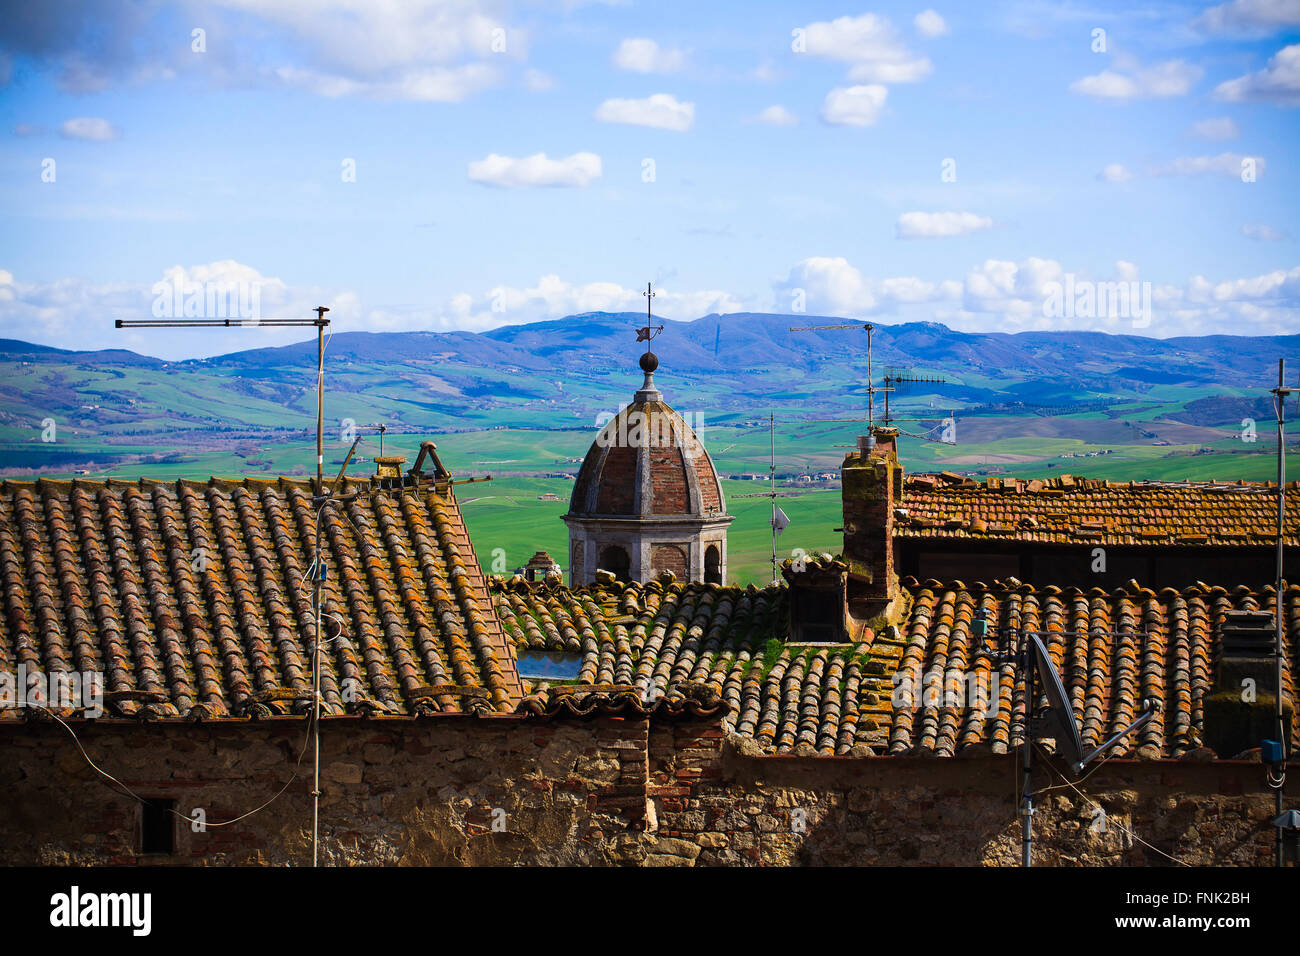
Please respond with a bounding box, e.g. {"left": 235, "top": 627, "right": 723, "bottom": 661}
{"left": 1, "top": 0, "right": 1298, "bottom": 358}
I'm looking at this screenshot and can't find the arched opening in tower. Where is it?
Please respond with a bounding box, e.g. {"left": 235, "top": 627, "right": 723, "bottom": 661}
{"left": 704, "top": 544, "right": 722, "bottom": 585}
{"left": 598, "top": 545, "right": 631, "bottom": 583}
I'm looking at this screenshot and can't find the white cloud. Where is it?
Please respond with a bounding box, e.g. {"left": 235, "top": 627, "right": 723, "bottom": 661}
{"left": 523, "top": 68, "right": 554, "bottom": 91}
{"left": 446, "top": 276, "right": 743, "bottom": 330}
{"left": 219, "top": 0, "right": 521, "bottom": 71}
{"left": 1151, "top": 152, "right": 1265, "bottom": 177}
{"left": 797, "top": 13, "right": 932, "bottom": 83}
{"left": 612, "top": 38, "right": 685, "bottom": 74}
{"left": 467, "top": 151, "right": 601, "bottom": 188}
{"left": 59, "top": 117, "right": 119, "bottom": 141}
{"left": 1183, "top": 266, "right": 1300, "bottom": 304}
{"left": 772, "top": 254, "right": 1300, "bottom": 335}
{"left": 895, "top": 211, "right": 993, "bottom": 239}
{"left": 1196, "top": 0, "right": 1300, "bottom": 34}
{"left": 218, "top": 0, "right": 521, "bottom": 101}
{"left": 773, "top": 257, "right": 959, "bottom": 314}
{"left": 914, "top": 10, "right": 949, "bottom": 37}
{"left": 1190, "top": 116, "right": 1241, "bottom": 140}
{"left": 1098, "top": 163, "right": 1133, "bottom": 182}
{"left": 754, "top": 105, "right": 799, "bottom": 126}
{"left": 1101, "top": 153, "right": 1266, "bottom": 181}
{"left": 272, "top": 63, "right": 500, "bottom": 102}
{"left": 0, "top": 260, "right": 339, "bottom": 358}
{"left": 821, "top": 85, "right": 888, "bottom": 126}
{"left": 1070, "top": 58, "right": 1201, "bottom": 99}
{"left": 1242, "top": 223, "right": 1289, "bottom": 240}
{"left": 1213, "top": 43, "right": 1300, "bottom": 105}
{"left": 850, "top": 58, "right": 932, "bottom": 83}
{"left": 594, "top": 93, "right": 694, "bottom": 131}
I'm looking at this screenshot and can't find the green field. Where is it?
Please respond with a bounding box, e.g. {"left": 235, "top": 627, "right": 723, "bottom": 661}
{"left": 454, "top": 475, "right": 842, "bottom": 587}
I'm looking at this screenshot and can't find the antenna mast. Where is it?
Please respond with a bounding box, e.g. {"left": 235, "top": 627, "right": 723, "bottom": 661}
{"left": 789, "top": 322, "right": 880, "bottom": 426}
{"left": 1270, "top": 357, "right": 1293, "bottom": 868}
{"left": 770, "top": 411, "right": 777, "bottom": 586}
{"left": 116, "top": 308, "right": 336, "bottom": 867}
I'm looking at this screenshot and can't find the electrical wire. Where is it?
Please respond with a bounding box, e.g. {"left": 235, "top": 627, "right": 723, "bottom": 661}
{"left": 1032, "top": 742, "right": 1191, "bottom": 867}
{"left": 39, "top": 701, "right": 313, "bottom": 829}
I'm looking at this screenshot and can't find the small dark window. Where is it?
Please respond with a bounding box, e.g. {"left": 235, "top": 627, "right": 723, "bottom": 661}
{"left": 704, "top": 545, "right": 722, "bottom": 585}
{"left": 791, "top": 586, "right": 843, "bottom": 643}
{"left": 141, "top": 799, "right": 175, "bottom": 855}
{"left": 598, "top": 546, "right": 631, "bottom": 583}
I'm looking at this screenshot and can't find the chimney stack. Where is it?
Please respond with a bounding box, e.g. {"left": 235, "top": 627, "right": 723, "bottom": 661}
{"left": 374, "top": 455, "right": 408, "bottom": 491}
{"left": 840, "top": 426, "right": 904, "bottom": 623}
{"left": 1203, "top": 609, "right": 1293, "bottom": 758}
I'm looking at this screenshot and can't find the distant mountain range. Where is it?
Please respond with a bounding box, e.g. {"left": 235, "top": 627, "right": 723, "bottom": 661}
{"left": 5, "top": 310, "right": 1296, "bottom": 386}
{"left": 0, "top": 312, "right": 1295, "bottom": 476}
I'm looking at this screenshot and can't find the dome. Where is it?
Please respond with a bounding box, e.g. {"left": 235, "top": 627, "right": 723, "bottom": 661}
{"left": 563, "top": 346, "right": 732, "bottom": 587}
{"left": 568, "top": 381, "right": 726, "bottom": 519}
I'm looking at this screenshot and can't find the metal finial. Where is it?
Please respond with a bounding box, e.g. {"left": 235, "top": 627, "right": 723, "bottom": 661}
{"left": 636, "top": 282, "right": 664, "bottom": 356}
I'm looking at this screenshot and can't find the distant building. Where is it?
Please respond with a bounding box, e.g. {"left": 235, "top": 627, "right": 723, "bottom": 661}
{"left": 563, "top": 349, "right": 731, "bottom": 586}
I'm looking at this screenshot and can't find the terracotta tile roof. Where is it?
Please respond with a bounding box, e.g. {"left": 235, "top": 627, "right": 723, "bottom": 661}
{"left": 0, "top": 476, "right": 522, "bottom": 721}
{"left": 889, "top": 576, "right": 1297, "bottom": 759}
{"left": 492, "top": 574, "right": 1299, "bottom": 759}
{"left": 492, "top": 576, "right": 877, "bottom": 755}
{"left": 897, "top": 473, "right": 1300, "bottom": 547}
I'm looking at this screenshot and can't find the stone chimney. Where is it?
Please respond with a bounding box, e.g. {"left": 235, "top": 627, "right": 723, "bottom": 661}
{"left": 1203, "top": 609, "right": 1293, "bottom": 758}
{"left": 374, "top": 455, "right": 407, "bottom": 479}
{"left": 840, "top": 426, "right": 905, "bottom": 624}
{"left": 524, "top": 550, "right": 561, "bottom": 583}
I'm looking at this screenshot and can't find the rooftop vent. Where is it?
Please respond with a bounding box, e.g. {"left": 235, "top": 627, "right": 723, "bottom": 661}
{"left": 1218, "top": 609, "right": 1275, "bottom": 658}
{"left": 374, "top": 455, "right": 407, "bottom": 480}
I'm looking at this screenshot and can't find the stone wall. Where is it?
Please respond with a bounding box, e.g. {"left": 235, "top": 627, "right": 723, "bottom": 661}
{"left": 0, "top": 714, "right": 1284, "bottom": 866}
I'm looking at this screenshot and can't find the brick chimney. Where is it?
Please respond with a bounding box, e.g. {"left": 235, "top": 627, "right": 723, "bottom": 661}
{"left": 1203, "top": 609, "right": 1293, "bottom": 758}
{"left": 840, "top": 426, "right": 905, "bottom": 624}
{"left": 374, "top": 455, "right": 407, "bottom": 479}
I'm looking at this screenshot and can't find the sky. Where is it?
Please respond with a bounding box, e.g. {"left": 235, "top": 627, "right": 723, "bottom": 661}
{"left": 0, "top": 0, "right": 1298, "bottom": 359}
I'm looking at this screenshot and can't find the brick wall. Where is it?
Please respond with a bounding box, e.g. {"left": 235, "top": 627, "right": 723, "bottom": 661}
{"left": 650, "top": 544, "right": 687, "bottom": 579}
{"left": 0, "top": 715, "right": 1286, "bottom": 866}
{"left": 595, "top": 447, "right": 637, "bottom": 514}
{"left": 648, "top": 449, "right": 689, "bottom": 514}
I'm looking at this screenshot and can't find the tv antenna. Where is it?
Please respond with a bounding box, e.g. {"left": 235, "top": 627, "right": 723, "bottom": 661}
{"left": 116, "top": 308, "right": 332, "bottom": 487}
{"left": 789, "top": 322, "right": 955, "bottom": 443}
{"left": 974, "top": 615, "right": 1160, "bottom": 866}
{"left": 1267, "top": 357, "right": 1296, "bottom": 868}
{"left": 789, "top": 321, "right": 883, "bottom": 427}
{"left": 881, "top": 371, "right": 947, "bottom": 427}
{"left": 114, "top": 312, "right": 500, "bottom": 867}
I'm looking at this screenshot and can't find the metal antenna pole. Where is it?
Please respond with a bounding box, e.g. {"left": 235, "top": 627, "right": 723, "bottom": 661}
{"left": 311, "top": 509, "right": 322, "bottom": 868}
{"left": 1021, "top": 634, "right": 1035, "bottom": 868}
{"left": 116, "top": 309, "right": 335, "bottom": 868}
{"left": 770, "top": 411, "right": 777, "bottom": 587}
{"left": 1275, "top": 358, "right": 1289, "bottom": 868}
{"left": 315, "top": 306, "right": 329, "bottom": 489}
{"left": 866, "top": 323, "right": 875, "bottom": 429}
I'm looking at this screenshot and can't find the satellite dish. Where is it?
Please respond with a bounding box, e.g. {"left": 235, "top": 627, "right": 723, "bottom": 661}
{"left": 1030, "top": 635, "right": 1085, "bottom": 770}
{"left": 1030, "top": 633, "right": 1159, "bottom": 775}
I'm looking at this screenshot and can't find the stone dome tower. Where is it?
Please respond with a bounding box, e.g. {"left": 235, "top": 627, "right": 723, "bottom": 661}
{"left": 564, "top": 349, "right": 732, "bottom": 586}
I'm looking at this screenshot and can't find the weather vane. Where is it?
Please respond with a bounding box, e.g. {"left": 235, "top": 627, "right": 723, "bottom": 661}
{"left": 636, "top": 281, "right": 664, "bottom": 354}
